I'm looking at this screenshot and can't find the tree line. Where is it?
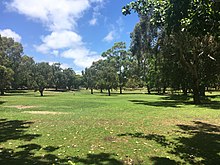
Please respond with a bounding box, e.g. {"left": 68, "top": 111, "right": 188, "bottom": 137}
{"left": 0, "top": 35, "right": 82, "bottom": 96}
{"left": 84, "top": 0, "right": 220, "bottom": 104}
{"left": 1, "top": 0, "right": 220, "bottom": 104}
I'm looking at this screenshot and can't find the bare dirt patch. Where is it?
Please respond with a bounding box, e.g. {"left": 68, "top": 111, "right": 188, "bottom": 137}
{"left": 4, "top": 105, "right": 39, "bottom": 109}
{"left": 22, "top": 111, "right": 69, "bottom": 115}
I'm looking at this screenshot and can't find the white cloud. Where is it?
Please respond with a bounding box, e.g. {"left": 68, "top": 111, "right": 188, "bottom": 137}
{"left": 103, "top": 17, "right": 125, "bottom": 43}
{"left": 89, "top": 0, "right": 105, "bottom": 26}
{"left": 36, "top": 30, "right": 82, "bottom": 53}
{"left": 89, "top": 18, "right": 97, "bottom": 26}
{"left": 7, "top": 0, "right": 105, "bottom": 70}
{"left": 7, "top": 0, "right": 92, "bottom": 31}
{"left": 103, "top": 30, "right": 115, "bottom": 42}
{"left": 61, "top": 48, "right": 101, "bottom": 68}
{"left": 0, "top": 29, "right": 21, "bottom": 42}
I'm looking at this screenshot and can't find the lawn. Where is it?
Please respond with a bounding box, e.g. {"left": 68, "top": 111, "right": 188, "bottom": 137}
{"left": 0, "top": 90, "right": 219, "bottom": 165}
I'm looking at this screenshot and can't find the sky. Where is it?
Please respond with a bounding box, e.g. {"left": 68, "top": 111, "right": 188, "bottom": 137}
{"left": 0, "top": 0, "right": 139, "bottom": 73}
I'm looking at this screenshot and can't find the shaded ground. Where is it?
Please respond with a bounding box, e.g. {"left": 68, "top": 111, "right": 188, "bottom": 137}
{"left": 130, "top": 94, "right": 220, "bottom": 109}
{"left": 118, "top": 121, "right": 220, "bottom": 164}
{"left": 0, "top": 119, "right": 123, "bottom": 165}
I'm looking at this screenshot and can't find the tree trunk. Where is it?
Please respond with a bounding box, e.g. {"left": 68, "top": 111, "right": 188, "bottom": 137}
{"left": 157, "top": 87, "right": 161, "bottom": 94}
{"left": 120, "top": 86, "right": 122, "bottom": 94}
{"left": 39, "top": 87, "right": 44, "bottom": 96}
{"left": 40, "top": 90, "right": 44, "bottom": 96}
{"left": 182, "top": 87, "right": 187, "bottom": 96}
{"left": 199, "top": 85, "right": 205, "bottom": 97}
{"left": 192, "top": 77, "right": 201, "bottom": 104}
{"left": 100, "top": 88, "right": 103, "bottom": 93}
{"left": 178, "top": 35, "right": 201, "bottom": 104}
{"left": 0, "top": 88, "right": 4, "bottom": 95}
{"left": 163, "top": 86, "right": 166, "bottom": 94}
{"left": 108, "top": 88, "right": 111, "bottom": 96}
{"left": 91, "top": 88, "right": 93, "bottom": 94}
{"left": 147, "top": 85, "right": 151, "bottom": 94}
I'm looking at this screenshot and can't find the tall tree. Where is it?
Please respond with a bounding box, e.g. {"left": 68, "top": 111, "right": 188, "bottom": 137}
{"left": 123, "top": 0, "right": 220, "bottom": 104}
{"left": 16, "top": 55, "right": 35, "bottom": 89}
{"left": 1, "top": 36, "right": 23, "bottom": 89}
{"left": 0, "top": 65, "right": 14, "bottom": 95}
{"left": 102, "top": 42, "right": 130, "bottom": 94}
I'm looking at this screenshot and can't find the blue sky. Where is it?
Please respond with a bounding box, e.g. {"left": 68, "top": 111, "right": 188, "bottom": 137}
{"left": 0, "top": 0, "right": 139, "bottom": 73}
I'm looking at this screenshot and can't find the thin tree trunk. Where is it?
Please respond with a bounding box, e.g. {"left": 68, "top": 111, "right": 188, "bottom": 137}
{"left": 108, "top": 88, "right": 111, "bottom": 96}
{"left": 91, "top": 88, "right": 93, "bottom": 94}
{"left": 163, "top": 86, "right": 166, "bottom": 94}
{"left": 147, "top": 85, "right": 151, "bottom": 94}
{"left": 182, "top": 87, "right": 187, "bottom": 96}
{"left": 100, "top": 88, "right": 103, "bottom": 93}
{"left": 120, "top": 86, "right": 122, "bottom": 94}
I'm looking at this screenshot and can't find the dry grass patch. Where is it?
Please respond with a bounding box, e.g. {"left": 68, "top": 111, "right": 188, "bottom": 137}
{"left": 4, "top": 105, "right": 39, "bottom": 109}
{"left": 22, "top": 111, "right": 69, "bottom": 115}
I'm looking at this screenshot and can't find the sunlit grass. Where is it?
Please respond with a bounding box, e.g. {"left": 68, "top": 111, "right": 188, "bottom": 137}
{"left": 0, "top": 90, "right": 219, "bottom": 164}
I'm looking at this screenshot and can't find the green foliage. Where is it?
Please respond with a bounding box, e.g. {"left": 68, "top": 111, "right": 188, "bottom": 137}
{"left": 0, "top": 65, "right": 14, "bottom": 95}
{"left": 122, "top": 0, "right": 220, "bottom": 103}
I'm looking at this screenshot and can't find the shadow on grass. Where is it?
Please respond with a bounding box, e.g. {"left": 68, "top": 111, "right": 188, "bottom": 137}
{"left": 129, "top": 99, "right": 182, "bottom": 108}
{"left": 0, "top": 101, "right": 6, "bottom": 105}
{"left": 71, "top": 153, "right": 123, "bottom": 165}
{"left": 0, "top": 118, "right": 63, "bottom": 165}
{"left": 130, "top": 94, "right": 220, "bottom": 110}
{"left": 118, "top": 121, "right": 220, "bottom": 164}
{"left": 0, "top": 119, "right": 123, "bottom": 165}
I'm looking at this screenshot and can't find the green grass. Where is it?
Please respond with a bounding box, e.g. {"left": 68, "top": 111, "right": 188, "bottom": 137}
{"left": 0, "top": 90, "right": 219, "bottom": 164}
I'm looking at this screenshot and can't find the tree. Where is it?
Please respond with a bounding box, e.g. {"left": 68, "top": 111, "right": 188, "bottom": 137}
{"left": 0, "top": 66, "right": 14, "bottom": 95}
{"left": 83, "top": 66, "right": 96, "bottom": 94}
{"left": 33, "top": 62, "right": 52, "bottom": 96}
{"left": 63, "top": 68, "right": 76, "bottom": 90}
{"left": 122, "top": 0, "right": 220, "bottom": 104}
{"left": 0, "top": 35, "right": 15, "bottom": 94}
{"left": 1, "top": 36, "right": 23, "bottom": 89}
{"left": 102, "top": 42, "right": 130, "bottom": 94}
{"left": 130, "top": 16, "right": 159, "bottom": 93}
{"left": 100, "top": 60, "right": 118, "bottom": 96}
{"left": 16, "top": 55, "right": 35, "bottom": 89}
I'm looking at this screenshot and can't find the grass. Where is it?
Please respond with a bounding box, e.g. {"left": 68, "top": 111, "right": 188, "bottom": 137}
{"left": 0, "top": 90, "right": 219, "bottom": 164}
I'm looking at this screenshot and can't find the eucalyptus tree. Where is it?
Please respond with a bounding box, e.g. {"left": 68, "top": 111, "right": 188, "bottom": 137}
{"left": 130, "top": 10, "right": 163, "bottom": 93}
{"left": 0, "top": 65, "right": 14, "bottom": 95}
{"left": 51, "top": 63, "right": 63, "bottom": 90}
{"left": 123, "top": 0, "right": 220, "bottom": 104}
{"left": 74, "top": 74, "right": 83, "bottom": 90}
{"left": 63, "top": 68, "right": 76, "bottom": 90}
{"left": 0, "top": 36, "right": 14, "bottom": 94}
{"left": 1, "top": 36, "right": 23, "bottom": 89}
{"left": 16, "top": 55, "right": 36, "bottom": 89}
{"left": 100, "top": 59, "right": 119, "bottom": 96}
{"left": 83, "top": 66, "right": 96, "bottom": 94}
{"left": 33, "top": 62, "right": 53, "bottom": 96}
{"left": 102, "top": 42, "right": 130, "bottom": 94}
{"left": 91, "top": 60, "right": 106, "bottom": 93}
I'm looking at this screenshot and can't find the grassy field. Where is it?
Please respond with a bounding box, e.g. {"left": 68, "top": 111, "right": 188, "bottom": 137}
{"left": 0, "top": 90, "right": 219, "bottom": 165}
